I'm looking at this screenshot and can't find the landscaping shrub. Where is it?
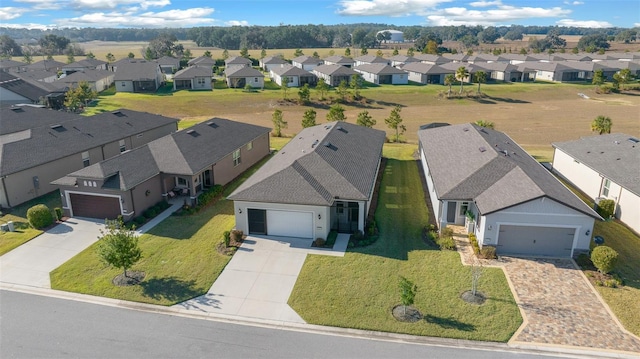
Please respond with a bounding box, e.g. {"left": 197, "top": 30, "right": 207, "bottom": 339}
{"left": 480, "top": 246, "right": 496, "bottom": 259}
{"left": 596, "top": 199, "right": 615, "bottom": 219}
{"left": 440, "top": 227, "right": 454, "bottom": 238}
{"left": 591, "top": 245, "right": 619, "bottom": 274}
{"left": 325, "top": 231, "right": 338, "bottom": 247}
{"left": 133, "top": 216, "right": 146, "bottom": 226}
{"left": 230, "top": 229, "right": 244, "bottom": 242}
{"left": 436, "top": 228, "right": 456, "bottom": 251}
{"left": 314, "top": 238, "right": 326, "bottom": 247}
{"left": 223, "top": 231, "right": 231, "bottom": 247}
{"left": 468, "top": 233, "right": 480, "bottom": 254}
{"left": 26, "top": 204, "right": 54, "bottom": 229}
{"left": 54, "top": 207, "right": 63, "bottom": 221}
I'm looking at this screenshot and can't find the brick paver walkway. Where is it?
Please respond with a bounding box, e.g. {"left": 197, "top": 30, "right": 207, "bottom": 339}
{"left": 503, "top": 257, "right": 640, "bottom": 353}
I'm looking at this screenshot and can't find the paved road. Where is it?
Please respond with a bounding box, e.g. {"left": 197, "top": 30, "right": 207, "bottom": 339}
{"left": 1, "top": 290, "right": 571, "bottom": 359}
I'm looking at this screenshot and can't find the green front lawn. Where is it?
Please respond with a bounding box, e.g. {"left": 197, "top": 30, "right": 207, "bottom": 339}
{"left": 288, "top": 144, "right": 522, "bottom": 341}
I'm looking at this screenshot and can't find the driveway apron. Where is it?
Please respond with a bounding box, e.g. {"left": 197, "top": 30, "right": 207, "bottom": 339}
{"left": 0, "top": 218, "right": 104, "bottom": 288}
{"left": 175, "top": 234, "right": 349, "bottom": 323}
{"left": 504, "top": 257, "right": 640, "bottom": 353}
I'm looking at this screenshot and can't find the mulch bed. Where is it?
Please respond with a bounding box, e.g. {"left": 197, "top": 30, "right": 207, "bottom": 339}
{"left": 112, "top": 271, "right": 146, "bottom": 286}
{"left": 392, "top": 305, "right": 422, "bottom": 322}
{"left": 216, "top": 236, "right": 245, "bottom": 256}
{"left": 460, "top": 290, "right": 486, "bottom": 305}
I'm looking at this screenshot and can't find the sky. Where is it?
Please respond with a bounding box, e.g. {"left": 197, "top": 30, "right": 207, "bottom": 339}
{"left": 0, "top": 0, "right": 638, "bottom": 30}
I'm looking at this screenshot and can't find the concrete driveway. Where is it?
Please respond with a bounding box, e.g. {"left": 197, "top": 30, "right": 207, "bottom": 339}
{"left": 174, "top": 234, "right": 350, "bottom": 323}
{"left": 504, "top": 257, "right": 640, "bottom": 353}
{"left": 0, "top": 218, "right": 104, "bottom": 288}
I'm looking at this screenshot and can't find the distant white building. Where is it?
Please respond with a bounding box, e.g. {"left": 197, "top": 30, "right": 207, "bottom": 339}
{"left": 376, "top": 30, "right": 403, "bottom": 43}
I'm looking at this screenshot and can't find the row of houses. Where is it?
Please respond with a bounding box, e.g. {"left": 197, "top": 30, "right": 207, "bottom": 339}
{"left": 4, "top": 105, "right": 637, "bottom": 257}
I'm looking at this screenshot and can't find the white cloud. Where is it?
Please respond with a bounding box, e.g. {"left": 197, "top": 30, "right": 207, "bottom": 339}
{"left": 427, "top": 5, "right": 572, "bottom": 26}
{"left": 337, "top": 0, "right": 451, "bottom": 16}
{"left": 0, "top": 22, "right": 57, "bottom": 30}
{"left": 635, "top": 22, "right": 640, "bottom": 27}
{"left": 0, "top": 7, "right": 29, "bottom": 20}
{"left": 572, "top": 1, "right": 584, "bottom": 4}
{"left": 469, "top": 0, "right": 502, "bottom": 7}
{"left": 556, "top": 19, "right": 613, "bottom": 28}
{"left": 225, "top": 20, "right": 249, "bottom": 26}
{"left": 68, "top": 0, "right": 169, "bottom": 10}
{"left": 56, "top": 7, "right": 216, "bottom": 28}
{"left": 14, "top": 0, "right": 63, "bottom": 10}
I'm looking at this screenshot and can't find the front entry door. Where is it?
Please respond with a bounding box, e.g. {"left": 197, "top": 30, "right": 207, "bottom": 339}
{"left": 446, "top": 201, "right": 457, "bottom": 223}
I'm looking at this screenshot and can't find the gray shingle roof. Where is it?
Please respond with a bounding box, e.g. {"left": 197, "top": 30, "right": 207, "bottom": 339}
{"left": 228, "top": 121, "right": 385, "bottom": 206}
{"left": 0, "top": 108, "right": 178, "bottom": 176}
{"left": 63, "top": 58, "right": 107, "bottom": 69}
{"left": 114, "top": 61, "right": 160, "bottom": 81}
{"left": 553, "top": 133, "right": 640, "bottom": 196}
{"left": 173, "top": 66, "right": 212, "bottom": 79}
{"left": 0, "top": 72, "right": 49, "bottom": 102}
{"left": 323, "top": 55, "right": 355, "bottom": 65}
{"left": 0, "top": 106, "right": 77, "bottom": 135}
{"left": 58, "top": 69, "right": 113, "bottom": 83}
{"left": 225, "top": 66, "right": 263, "bottom": 77}
{"left": 224, "top": 56, "right": 252, "bottom": 66}
{"left": 25, "top": 59, "right": 65, "bottom": 71}
{"left": 401, "top": 62, "right": 451, "bottom": 74}
{"left": 418, "top": 124, "right": 599, "bottom": 218}
{"left": 270, "top": 64, "right": 314, "bottom": 77}
{"left": 55, "top": 119, "right": 270, "bottom": 190}
{"left": 354, "top": 63, "right": 407, "bottom": 75}
{"left": 188, "top": 56, "right": 216, "bottom": 67}
{"left": 313, "top": 64, "right": 357, "bottom": 76}
{"left": 261, "top": 56, "right": 288, "bottom": 65}
{"left": 292, "top": 56, "right": 323, "bottom": 65}
{"left": 354, "top": 55, "right": 389, "bottom": 64}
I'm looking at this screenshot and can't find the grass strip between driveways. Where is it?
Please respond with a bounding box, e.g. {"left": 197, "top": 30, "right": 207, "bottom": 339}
{"left": 288, "top": 144, "right": 522, "bottom": 342}
{"left": 50, "top": 155, "right": 271, "bottom": 306}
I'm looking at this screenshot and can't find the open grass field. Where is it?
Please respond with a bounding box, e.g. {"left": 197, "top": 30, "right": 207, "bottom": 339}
{"left": 289, "top": 144, "right": 522, "bottom": 341}
{"left": 85, "top": 80, "right": 640, "bottom": 161}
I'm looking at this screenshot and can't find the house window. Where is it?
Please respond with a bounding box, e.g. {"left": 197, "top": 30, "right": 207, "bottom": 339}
{"left": 247, "top": 141, "right": 253, "bottom": 151}
{"left": 254, "top": 77, "right": 258, "bottom": 82}
{"left": 177, "top": 177, "right": 187, "bottom": 187}
{"left": 602, "top": 178, "right": 611, "bottom": 197}
{"left": 197, "top": 78, "right": 205, "bottom": 85}
{"left": 119, "top": 139, "right": 126, "bottom": 153}
{"left": 459, "top": 202, "right": 469, "bottom": 216}
{"left": 233, "top": 149, "right": 241, "bottom": 166}
{"left": 82, "top": 151, "right": 90, "bottom": 167}
{"left": 121, "top": 82, "right": 125, "bottom": 87}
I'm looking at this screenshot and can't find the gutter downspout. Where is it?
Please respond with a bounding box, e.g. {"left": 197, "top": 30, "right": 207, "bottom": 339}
{"left": 1, "top": 176, "right": 11, "bottom": 208}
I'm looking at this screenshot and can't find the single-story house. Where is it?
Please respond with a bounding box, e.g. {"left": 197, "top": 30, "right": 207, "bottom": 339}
{"left": 418, "top": 123, "right": 600, "bottom": 258}
{"left": 472, "top": 62, "right": 532, "bottom": 82}
{"left": 25, "top": 59, "right": 65, "bottom": 72}
{"left": 114, "top": 60, "right": 164, "bottom": 92}
{"left": 291, "top": 56, "right": 323, "bottom": 71}
{"left": 552, "top": 133, "right": 640, "bottom": 234}
{"left": 354, "top": 64, "right": 408, "bottom": 85}
{"left": 400, "top": 63, "right": 452, "bottom": 84}
{"left": 225, "top": 66, "right": 264, "bottom": 89}
{"left": 259, "top": 56, "right": 288, "bottom": 72}
{"left": 388, "top": 55, "right": 420, "bottom": 67}
{"left": 413, "top": 54, "right": 453, "bottom": 65}
{"left": 0, "top": 107, "right": 178, "bottom": 209}
{"left": 0, "top": 59, "right": 27, "bottom": 72}
{"left": 56, "top": 69, "right": 115, "bottom": 92}
{"left": 354, "top": 55, "right": 390, "bottom": 67}
{"left": 224, "top": 56, "right": 252, "bottom": 70}
{"left": 53, "top": 119, "right": 270, "bottom": 221}
{"left": 173, "top": 66, "right": 212, "bottom": 91}
{"left": 322, "top": 55, "right": 355, "bottom": 68}
{"left": 438, "top": 62, "right": 477, "bottom": 83}
{"left": 228, "top": 121, "right": 385, "bottom": 240}
{"left": 9, "top": 68, "right": 58, "bottom": 83}
{"left": 442, "top": 53, "right": 471, "bottom": 63}
{"left": 188, "top": 56, "right": 216, "bottom": 68}
{"left": 312, "top": 64, "right": 357, "bottom": 87}
{"left": 270, "top": 64, "right": 317, "bottom": 87}
{"left": 61, "top": 58, "right": 108, "bottom": 76}
{"left": 156, "top": 56, "right": 181, "bottom": 74}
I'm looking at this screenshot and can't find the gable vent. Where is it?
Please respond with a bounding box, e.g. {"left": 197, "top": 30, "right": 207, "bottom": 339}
{"left": 112, "top": 110, "right": 125, "bottom": 117}
{"left": 206, "top": 121, "right": 218, "bottom": 128}
{"left": 187, "top": 129, "right": 200, "bottom": 137}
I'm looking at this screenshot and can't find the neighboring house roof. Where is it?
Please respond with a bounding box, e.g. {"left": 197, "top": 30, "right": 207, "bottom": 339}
{"left": 0, "top": 72, "right": 49, "bottom": 102}
{"left": 10, "top": 68, "right": 57, "bottom": 82}
{"left": 292, "top": 56, "right": 322, "bottom": 65}
{"left": 472, "top": 62, "right": 520, "bottom": 72}
{"left": 0, "top": 59, "right": 26, "bottom": 70}
{"left": 354, "top": 55, "right": 389, "bottom": 64}
{"left": 173, "top": 66, "right": 213, "bottom": 79}
{"left": 323, "top": 55, "right": 355, "bottom": 65}
{"left": 553, "top": 133, "right": 640, "bottom": 196}
{"left": 224, "top": 56, "right": 252, "bottom": 66}
{"left": 271, "top": 64, "right": 314, "bottom": 77}
{"left": 114, "top": 61, "right": 161, "bottom": 81}
{"left": 438, "top": 62, "right": 477, "bottom": 72}
{"left": 413, "top": 54, "right": 452, "bottom": 64}
{"left": 188, "top": 56, "right": 216, "bottom": 67}
{"left": 0, "top": 108, "right": 178, "bottom": 176}
{"left": 418, "top": 123, "right": 600, "bottom": 218}
{"left": 313, "top": 64, "right": 357, "bottom": 76}
{"left": 225, "top": 66, "right": 264, "bottom": 77}
{"left": 261, "top": 56, "right": 288, "bottom": 65}
{"left": 388, "top": 55, "right": 419, "bottom": 64}
{"left": 354, "top": 63, "right": 407, "bottom": 75}
{"left": 553, "top": 53, "right": 593, "bottom": 62}
{"left": 25, "top": 59, "right": 65, "bottom": 71}
{"left": 63, "top": 58, "right": 107, "bottom": 69}
{"left": 442, "top": 54, "right": 471, "bottom": 62}
{"left": 156, "top": 56, "right": 180, "bottom": 66}
{"left": 58, "top": 69, "right": 113, "bottom": 84}
{"left": 228, "top": 121, "right": 385, "bottom": 206}
{"left": 401, "top": 62, "right": 452, "bottom": 74}
{"left": 55, "top": 119, "right": 270, "bottom": 190}
{"left": 0, "top": 105, "right": 77, "bottom": 135}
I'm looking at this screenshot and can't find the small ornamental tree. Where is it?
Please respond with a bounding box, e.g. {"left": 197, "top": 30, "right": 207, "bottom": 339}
{"left": 591, "top": 246, "right": 619, "bottom": 274}
{"left": 444, "top": 74, "right": 455, "bottom": 97}
{"left": 385, "top": 105, "right": 405, "bottom": 143}
{"left": 591, "top": 115, "right": 612, "bottom": 135}
{"left": 315, "top": 78, "right": 329, "bottom": 100}
{"left": 298, "top": 83, "right": 311, "bottom": 104}
{"left": 356, "top": 110, "right": 376, "bottom": 128}
{"left": 398, "top": 276, "right": 417, "bottom": 315}
{"left": 27, "top": 204, "right": 54, "bottom": 229}
{"left": 281, "top": 76, "right": 290, "bottom": 99}
{"left": 350, "top": 74, "right": 362, "bottom": 100}
{"left": 260, "top": 49, "right": 267, "bottom": 59}
{"left": 456, "top": 66, "right": 470, "bottom": 94}
{"left": 326, "top": 104, "right": 346, "bottom": 122}
{"left": 106, "top": 52, "right": 115, "bottom": 63}
{"left": 336, "top": 80, "right": 349, "bottom": 102}
{"left": 97, "top": 218, "right": 142, "bottom": 278}
{"left": 597, "top": 199, "right": 615, "bottom": 219}
{"left": 474, "top": 120, "right": 495, "bottom": 129}
{"left": 592, "top": 69, "right": 605, "bottom": 89}
{"left": 272, "top": 109, "right": 287, "bottom": 137}
{"left": 474, "top": 70, "right": 486, "bottom": 95}
{"left": 301, "top": 108, "right": 317, "bottom": 128}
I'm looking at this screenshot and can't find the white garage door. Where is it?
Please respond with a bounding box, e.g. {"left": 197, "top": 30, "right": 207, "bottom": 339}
{"left": 497, "top": 225, "right": 575, "bottom": 257}
{"left": 267, "top": 210, "right": 313, "bottom": 238}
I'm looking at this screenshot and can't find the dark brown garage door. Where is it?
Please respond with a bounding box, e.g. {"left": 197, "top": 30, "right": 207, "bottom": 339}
{"left": 70, "top": 193, "right": 120, "bottom": 219}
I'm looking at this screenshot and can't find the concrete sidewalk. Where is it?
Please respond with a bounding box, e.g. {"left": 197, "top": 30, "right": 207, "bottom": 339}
{"left": 0, "top": 218, "right": 105, "bottom": 288}
{"left": 174, "top": 234, "right": 350, "bottom": 323}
